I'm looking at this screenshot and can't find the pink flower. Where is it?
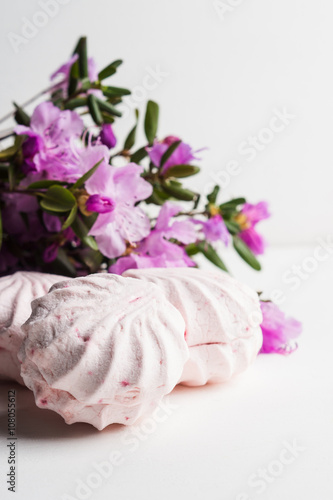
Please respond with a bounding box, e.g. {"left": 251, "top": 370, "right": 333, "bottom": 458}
{"left": 86, "top": 194, "right": 116, "bottom": 214}
{"left": 242, "top": 201, "right": 270, "bottom": 225}
{"left": 85, "top": 159, "right": 153, "bottom": 258}
{"left": 43, "top": 213, "right": 62, "bottom": 233}
{"left": 259, "top": 301, "right": 302, "bottom": 355}
{"left": 50, "top": 54, "right": 79, "bottom": 90}
{"left": 193, "top": 214, "right": 230, "bottom": 246}
{"left": 43, "top": 228, "right": 79, "bottom": 263}
{"left": 99, "top": 124, "right": 117, "bottom": 149}
{"left": 15, "top": 102, "right": 84, "bottom": 182}
{"left": 1, "top": 193, "right": 44, "bottom": 243}
{"left": 146, "top": 136, "right": 202, "bottom": 174}
{"left": 43, "top": 243, "right": 59, "bottom": 263}
{"left": 109, "top": 202, "right": 197, "bottom": 274}
{"left": 237, "top": 201, "right": 270, "bottom": 255}
{"left": 51, "top": 55, "right": 102, "bottom": 98}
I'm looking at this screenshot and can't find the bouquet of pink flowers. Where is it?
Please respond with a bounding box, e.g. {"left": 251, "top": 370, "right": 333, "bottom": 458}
{"left": 0, "top": 37, "right": 301, "bottom": 354}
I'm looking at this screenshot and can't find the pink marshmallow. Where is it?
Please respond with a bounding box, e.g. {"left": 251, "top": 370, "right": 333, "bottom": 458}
{"left": 123, "top": 267, "right": 263, "bottom": 386}
{"left": 0, "top": 271, "right": 66, "bottom": 384}
{"left": 19, "top": 273, "right": 188, "bottom": 429}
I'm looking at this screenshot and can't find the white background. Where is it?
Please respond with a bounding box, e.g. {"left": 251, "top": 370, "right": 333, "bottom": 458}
{"left": 1, "top": 3, "right": 333, "bottom": 500}
{"left": 0, "top": 0, "right": 333, "bottom": 245}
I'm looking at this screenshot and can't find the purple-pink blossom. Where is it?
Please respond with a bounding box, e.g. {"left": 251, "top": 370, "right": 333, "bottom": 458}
{"left": 51, "top": 55, "right": 102, "bottom": 98}
{"left": 99, "top": 124, "right": 117, "bottom": 149}
{"left": 42, "top": 213, "right": 80, "bottom": 263}
{"left": 193, "top": 214, "right": 230, "bottom": 246}
{"left": 259, "top": 301, "right": 302, "bottom": 355}
{"left": 237, "top": 201, "right": 270, "bottom": 255}
{"left": 146, "top": 136, "right": 202, "bottom": 174}
{"left": 86, "top": 194, "right": 116, "bottom": 214}
{"left": 15, "top": 102, "right": 84, "bottom": 182}
{"left": 43, "top": 212, "right": 62, "bottom": 233}
{"left": 84, "top": 159, "right": 153, "bottom": 259}
{"left": 2, "top": 193, "right": 44, "bottom": 243}
{"left": 50, "top": 54, "right": 79, "bottom": 90}
{"left": 109, "top": 202, "right": 197, "bottom": 274}
{"left": 43, "top": 227, "right": 78, "bottom": 263}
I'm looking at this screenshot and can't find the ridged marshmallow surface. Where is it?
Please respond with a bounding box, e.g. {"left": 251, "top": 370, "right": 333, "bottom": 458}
{"left": 123, "top": 267, "right": 263, "bottom": 386}
{"left": 0, "top": 271, "right": 66, "bottom": 384}
{"left": 19, "top": 273, "right": 188, "bottom": 429}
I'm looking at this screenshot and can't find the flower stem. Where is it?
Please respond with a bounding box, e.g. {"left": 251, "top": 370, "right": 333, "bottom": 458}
{"left": 0, "top": 81, "right": 65, "bottom": 126}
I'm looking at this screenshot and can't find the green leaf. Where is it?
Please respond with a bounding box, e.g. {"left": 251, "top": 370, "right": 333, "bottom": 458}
{"left": 87, "top": 94, "right": 103, "bottom": 125}
{"left": 54, "top": 248, "right": 77, "bottom": 277}
{"left": 71, "top": 158, "right": 104, "bottom": 190}
{"left": 169, "top": 179, "right": 182, "bottom": 187}
{"left": 74, "top": 37, "right": 88, "bottom": 79}
{"left": 40, "top": 186, "right": 76, "bottom": 213}
{"left": 144, "top": 100, "right": 159, "bottom": 145}
{"left": 96, "top": 98, "right": 122, "bottom": 118}
{"left": 233, "top": 235, "right": 261, "bottom": 271}
{"left": 131, "top": 146, "right": 148, "bottom": 164}
{"left": 124, "top": 109, "right": 139, "bottom": 150}
{"left": 163, "top": 164, "right": 200, "bottom": 179}
{"left": 0, "top": 135, "right": 24, "bottom": 162}
{"left": 8, "top": 164, "right": 15, "bottom": 191}
{"left": 207, "top": 185, "right": 220, "bottom": 204}
{"left": 98, "top": 60, "right": 123, "bottom": 81}
{"left": 81, "top": 77, "right": 91, "bottom": 91}
{"left": 160, "top": 140, "right": 181, "bottom": 167}
{"left": 196, "top": 241, "right": 228, "bottom": 272}
{"left": 79, "top": 248, "right": 104, "bottom": 273}
{"left": 65, "top": 97, "right": 88, "bottom": 110}
{"left": 219, "top": 198, "right": 246, "bottom": 210}
{"left": 185, "top": 243, "right": 200, "bottom": 257}
{"left": 145, "top": 187, "right": 169, "bottom": 206}
{"left": 161, "top": 182, "right": 197, "bottom": 201}
{"left": 225, "top": 220, "right": 241, "bottom": 235}
{"left": 83, "top": 235, "right": 99, "bottom": 252}
{"left": 81, "top": 212, "right": 98, "bottom": 230}
{"left": 62, "top": 205, "right": 78, "bottom": 230}
{"left": 0, "top": 208, "right": 3, "bottom": 250}
{"left": 72, "top": 37, "right": 82, "bottom": 56}
{"left": 102, "top": 86, "right": 131, "bottom": 98}
{"left": 67, "top": 58, "right": 79, "bottom": 96}
{"left": 101, "top": 113, "right": 115, "bottom": 124}
{"left": 71, "top": 216, "right": 99, "bottom": 251}
{"left": 13, "top": 102, "right": 30, "bottom": 126}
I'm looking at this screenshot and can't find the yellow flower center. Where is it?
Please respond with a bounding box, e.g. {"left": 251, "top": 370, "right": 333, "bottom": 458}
{"left": 209, "top": 204, "right": 220, "bottom": 216}
{"left": 123, "top": 242, "right": 138, "bottom": 256}
{"left": 234, "top": 213, "right": 250, "bottom": 230}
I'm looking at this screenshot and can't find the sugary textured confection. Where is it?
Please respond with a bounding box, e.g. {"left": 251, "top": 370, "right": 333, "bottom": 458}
{"left": 123, "top": 267, "right": 263, "bottom": 386}
{"left": 124, "top": 268, "right": 262, "bottom": 386}
{"left": 0, "top": 271, "right": 66, "bottom": 384}
{"left": 19, "top": 274, "right": 188, "bottom": 430}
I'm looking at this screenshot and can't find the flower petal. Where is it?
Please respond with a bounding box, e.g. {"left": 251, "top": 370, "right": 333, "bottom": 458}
{"left": 155, "top": 202, "right": 182, "bottom": 231}
{"left": 242, "top": 201, "right": 270, "bottom": 226}
{"left": 90, "top": 221, "right": 126, "bottom": 259}
{"left": 239, "top": 227, "right": 266, "bottom": 255}
{"left": 167, "top": 220, "right": 197, "bottom": 244}
{"left": 112, "top": 163, "right": 152, "bottom": 203}
{"left": 259, "top": 301, "right": 302, "bottom": 355}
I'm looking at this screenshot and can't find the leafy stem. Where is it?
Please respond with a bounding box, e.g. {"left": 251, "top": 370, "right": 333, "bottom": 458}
{"left": 0, "top": 81, "right": 66, "bottom": 126}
